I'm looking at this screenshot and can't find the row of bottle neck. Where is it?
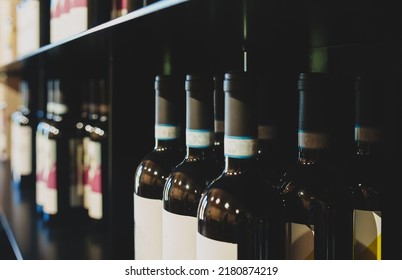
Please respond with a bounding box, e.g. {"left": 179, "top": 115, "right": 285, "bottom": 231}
{"left": 154, "top": 126, "right": 381, "bottom": 160}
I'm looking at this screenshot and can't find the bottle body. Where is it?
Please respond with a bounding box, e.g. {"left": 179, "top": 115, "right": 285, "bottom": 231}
{"left": 348, "top": 74, "right": 383, "bottom": 260}
{"left": 42, "top": 79, "right": 72, "bottom": 224}
{"left": 134, "top": 75, "right": 184, "bottom": 260}
{"left": 43, "top": 115, "right": 71, "bottom": 223}
{"left": 10, "top": 107, "right": 35, "bottom": 188}
{"left": 162, "top": 74, "right": 220, "bottom": 260}
{"left": 349, "top": 146, "right": 382, "bottom": 260}
{"left": 35, "top": 80, "right": 54, "bottom": 214}
{"left": 163, "top": 147, "right": 220, "bottom": 260}
{"left": 280, "top": 155, "right": 353, "bottom": 259}
{"left": 10, "top": 80, "right": 35, "bottom": 188}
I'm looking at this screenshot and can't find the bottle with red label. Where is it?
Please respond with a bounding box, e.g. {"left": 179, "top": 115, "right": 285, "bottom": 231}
{"left": 10, "top": 80, "right": 36, "bottom": 189}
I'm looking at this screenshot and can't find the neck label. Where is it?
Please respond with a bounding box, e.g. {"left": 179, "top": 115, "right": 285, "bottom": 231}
{"left": 186, "top": 129, "right": 213, "bottom": 148}
{"left": 224, "top": 136, "right": 257, "bottom": 158}
{"left": 155, "top": 124, "right": 179, "bottom": 140}
{"left": 298, "top": 131, "right": 328, "bottom": 149}
{"left": 355, "top": 127, "right": 381, "bottom": 142}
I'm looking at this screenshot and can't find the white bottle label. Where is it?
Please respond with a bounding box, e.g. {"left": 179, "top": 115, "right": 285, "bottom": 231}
{"left": 298, "top": 131, "right": 328, "bottom": 149}
{"left": 134, "top": 194, "right": 163, "bottom": 260}
{"left": 70, "top": 139, "right": 84, "bottom": 207}
{"left": 35, "top": 130, "right": 46, "bottom": 206}
{"left": 285, "top": 222, "right": 314, "bottom": 260}
{"left": 354, "top": 127, "right": 381, "bottom": 142}
{"left": 88, "top": 141, "right": 102, "bottom": 219}
{"left": 186, "top": 129, "right": 213, "bottom": 148}
{"left": 69, "top": 0, "right": 88, "bottom": 36}
{"left": 258, "top": 125, "right": 277, "bottom": 140}
{"left": 11, "top": 123, "right": 32, "bottom": 176}
{"left": 353, "top": 210, "right": 381, "bottom": 260}
{"left": 43, "top": 139, "right": 58, "bottom": 215}
{"left": 196, "top": 232, "right": 237, "bottom": 260}
{"left": 155, "top": 125, "right": 179, "bottom": 140}
{"left": 224, "top": 136, "right": 258, "bottom": 158}
{"left": 162, "top": 209, "right": 197, "bottom": 260}
{"left": 10, "top": 122, "right": 19, "bottom": 176}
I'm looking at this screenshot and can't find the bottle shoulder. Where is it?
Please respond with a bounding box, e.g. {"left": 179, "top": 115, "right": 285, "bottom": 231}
{"left": 344, "top": 156, "right": 382, "bottom": 210}
{"left": 134, "top": 158, "right": 171, "bottom": 199}
{"left": 203, "top": 170, "right": 284, "bottom": 215}
{"left": 278, "top": 161, "right": 351, "bottom": 206}
{"left": 163, "top": 157, "right": 222, "bottom": 203}
{"left": 140, "top": 147, "right": 184, "bottom": 169}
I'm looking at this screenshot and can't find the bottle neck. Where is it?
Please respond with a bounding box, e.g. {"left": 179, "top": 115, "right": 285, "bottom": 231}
{"left": 355, "top": 141, "right": 381, "bottom": 158}
{"left": 258, "top": 124, "right": 278, "bottom": 154}
{"left": 297, "top": 130, "right": 329, "bottom": 164}
{"left": 186, "top": 146, "right": 215, "bottom": 160}
{"left": 154, "top": 138, "right": 181, "bottom": 151}
{"left": 224, "top": 156, "right": 257, "bottom": 173}
{"left": 258, "top": 138, "right": 279, "bottom": 155}
{"left": 214, "top": 131, "right": 224, "bottom": 146}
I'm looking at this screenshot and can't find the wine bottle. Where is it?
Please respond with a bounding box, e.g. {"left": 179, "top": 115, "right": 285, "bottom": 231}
{"left": 213, "top": 74, "right": 224, "bottom": 169}
{"left": 349, "top": 74, "right": 383, "bottom": 260}
{"left": 42, "top": 79, "right": 72, "bottom": 224}
{"left": 35, "top": 79, "right": 54, "bottom": 214}
{"left": 256, "top": 73, "right": 288, "bottom": 187}
{"left": 162, "top": 74, "right": 220, "bottom": 260}
{"left": 134, "top": 75, "right": 184, "bottom": 260}
{"left": 278, "top": 72, "right": 353, "bottom": 260}
{"left": 87, "top": 79, "right": 109, "bottom": 225}
{"left": 197, "top": 72, "right": 285, "bottom": 260}
{"left": 10, "top": 80, "right": 36, "bottom": 188}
